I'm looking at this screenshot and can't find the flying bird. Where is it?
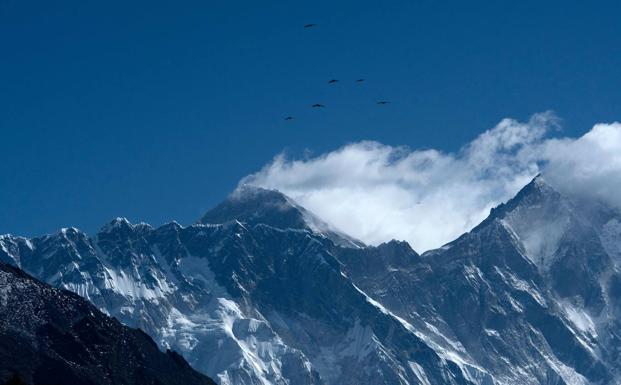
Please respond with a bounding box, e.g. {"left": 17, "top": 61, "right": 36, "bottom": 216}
{"left": 312, "top": 104, "right": 325, "bottom": 108}
{"left": 328, "top": 79, "right": 339, "bottom": 84}
{"left": 356, "top": 79, "right": 365, "bottom": 83}
{"left": 284, "top": 116, "right": 294, "bottom": 120}
{"left": 304, "top": 24, "right": 317, "bottom": 28}
{"left": 377, "top": 101, "right": 390, "bottom": 105}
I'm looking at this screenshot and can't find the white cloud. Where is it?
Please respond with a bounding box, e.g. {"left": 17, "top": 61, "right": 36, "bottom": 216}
{"left": 540, "top": 123, "right": 621, "bottom": 207}
{"left": 242, "top": 113, "right": 621, "bottom": 252}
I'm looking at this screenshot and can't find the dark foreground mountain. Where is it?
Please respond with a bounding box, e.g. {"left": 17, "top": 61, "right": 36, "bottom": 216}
{"left": 2, "top": 176, "right": 621, "bottom": 384}
{"left": 0, "top": 261, "right": 216, "bottom": 385}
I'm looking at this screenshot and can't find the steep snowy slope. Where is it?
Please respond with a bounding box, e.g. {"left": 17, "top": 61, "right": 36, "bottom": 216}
{"left": 0, "top": 260, "right": 216, "bottom": 385}
{"left": 1, "top": 220, "right": 319, "bottom": 385}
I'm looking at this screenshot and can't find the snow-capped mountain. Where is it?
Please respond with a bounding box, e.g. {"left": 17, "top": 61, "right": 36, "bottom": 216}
{"left": 0, "top": 186, "right": 480, "bottom": 385}
{"left": 199, "top": 184, "right": 365, "bottom": 249}
{"left": 0, "top": 260, "right": 216, "bottom": 385}
{"left": 336, "top": 176, "right": 621, "bottom": 384}
{"left": 2, "top": 178, "right": 621, "bottom": 384}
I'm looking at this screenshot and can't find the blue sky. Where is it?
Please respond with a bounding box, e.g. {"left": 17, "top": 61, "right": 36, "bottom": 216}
{"left": 1, "top": 0, "right": 620, "bottom": 237}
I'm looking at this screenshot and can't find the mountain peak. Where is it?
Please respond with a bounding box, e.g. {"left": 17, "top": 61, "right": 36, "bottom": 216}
{"left": 476, "top": 174, "right": 560, "bottom": 229}
{"left": 231, "top": 184, "right": 288, "bottom": 201}
{"left": 199, "top": 185, "right": 307, "bottom": 229}
{"left": 471, "top": 174, "right": 582, "bottom": 270}
{"left": 100, "top": 217, "right": 133, "bottom": 233}
{"left": 522, "top": 173, "right": 556, "bottom": 195}
{"left": 98, "top": 217, "right": 153, "bottom": 236}
{"left": 200, "top": 184, "right": 365, "bottom": 248}
{"left": 508, "top": 173, "right": 555, "bottom": 201}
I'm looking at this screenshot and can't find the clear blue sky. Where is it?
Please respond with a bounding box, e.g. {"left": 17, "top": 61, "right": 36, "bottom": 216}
{"left": 1, "top": 0, "right": 620, "bottom": 236}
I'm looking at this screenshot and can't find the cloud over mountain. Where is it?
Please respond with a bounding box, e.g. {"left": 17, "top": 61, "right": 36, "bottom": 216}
{"left": 243, "top": 113, "right": 621, "bottom": 252}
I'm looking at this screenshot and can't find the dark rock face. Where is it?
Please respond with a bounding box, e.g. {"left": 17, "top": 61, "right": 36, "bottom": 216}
{"left": 0, "top": 262, "right": 216, "bottom": 385}
{"left": 3, "top": 178, "right": 621, "bottom": 384}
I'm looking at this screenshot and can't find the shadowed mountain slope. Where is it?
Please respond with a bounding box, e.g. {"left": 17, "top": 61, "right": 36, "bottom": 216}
{"left": 0, "top": 261, "right": 216, "bottom": 385}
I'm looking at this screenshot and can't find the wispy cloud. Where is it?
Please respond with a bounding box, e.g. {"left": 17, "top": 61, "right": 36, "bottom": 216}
{"left": 242, "top": 113, "right": 621, "bottom": 252}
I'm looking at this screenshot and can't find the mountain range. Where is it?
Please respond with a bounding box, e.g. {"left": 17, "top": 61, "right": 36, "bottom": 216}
{"left": 2, "top": 176, "right": 621, "bottom": 385}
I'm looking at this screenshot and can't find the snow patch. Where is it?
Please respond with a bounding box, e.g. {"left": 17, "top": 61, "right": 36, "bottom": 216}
{"left": 561, "top": 302, "right": 597, "bottom": 338}
{"left": 102, "top": 266, "right": 173, "bottom": 300}
{"left": 409, "top": 362, "right": 431, "bottom": 385}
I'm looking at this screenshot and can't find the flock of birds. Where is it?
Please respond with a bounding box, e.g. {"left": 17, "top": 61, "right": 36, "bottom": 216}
{"left": 284, "top": 23, "right": 390, "bottom": 121}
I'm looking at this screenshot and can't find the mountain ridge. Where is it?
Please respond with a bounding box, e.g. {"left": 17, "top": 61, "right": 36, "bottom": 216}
{"left": 2, "top": 176, "right": 621, "bottom": 384}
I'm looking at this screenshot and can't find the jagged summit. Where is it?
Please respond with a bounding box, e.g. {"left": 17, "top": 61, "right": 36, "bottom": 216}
{"left": 98, "top": 217, "right": 154, "bottom": 235}
{"left": 199, "top": 184, "right": 364, "bottom": 248}
{"left": 473, "top": 174, "right": 558, "bottom": 231}
{"left": 100, "top": 217, "right": 133, "bottom": 231}
{"left": 463, "top": 174, "right": 576, "bottom": 270}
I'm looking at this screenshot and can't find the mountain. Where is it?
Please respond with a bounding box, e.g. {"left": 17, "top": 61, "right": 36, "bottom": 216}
{"left": 199, "top": 185, "right": 365, "bottom": 248}
{"left": 0, "top": 260, "right": 216, "bottom": 385}
{"left": 336, "top": 176, "right": 621, "bottom": 384}
{"left": 0, "top": 186, "right": 483, "bottom": 385}
{"left": 3, "top": 180, "right": 621, "bottom": 384}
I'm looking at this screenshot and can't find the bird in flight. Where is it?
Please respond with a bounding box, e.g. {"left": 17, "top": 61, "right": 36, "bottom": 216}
{"left": 284, "top": 116, "right": 294, "bottom": 120}
{"left": 377, "top": 101, "right": 390, "bottom": 105}
{"left": 328, "top": 79, "right": 339, "bottom": 84}
{"left": 356, "top": 79, "right": 365, "bottom": 83}
{"left": 304, "top": 24, "right": 317, "bottom": 28}
{"left": 312, "top": 104, "right": 325, "bottom": 108}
